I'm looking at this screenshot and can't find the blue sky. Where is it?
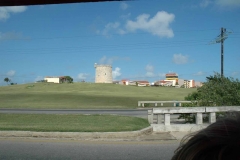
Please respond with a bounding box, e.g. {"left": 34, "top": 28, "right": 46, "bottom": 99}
{"left": 0, "top": 0, "right": 240, "bottom": 85}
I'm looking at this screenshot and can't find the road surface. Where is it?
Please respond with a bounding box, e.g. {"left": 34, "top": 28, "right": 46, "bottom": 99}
{"left": 0, "top": 109, "right": 181, "bottom": 120}
{"left": 0, "top": 138, "right": 179, "bottom": 160}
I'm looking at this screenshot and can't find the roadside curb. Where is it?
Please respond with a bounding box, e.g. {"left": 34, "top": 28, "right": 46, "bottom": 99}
{"left": 0, "top": 126, "right": 153, "bottom": 139}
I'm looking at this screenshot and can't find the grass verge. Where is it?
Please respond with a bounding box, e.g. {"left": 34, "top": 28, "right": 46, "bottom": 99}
{"left": 0, "top": 83, "right": 196, "bottom": 109}
{"left": 0, "top": 114, "right": 150, "bottom": 132}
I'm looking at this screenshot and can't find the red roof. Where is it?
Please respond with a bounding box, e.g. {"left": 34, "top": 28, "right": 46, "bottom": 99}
{"left": 134, "top": 80, "right": 149, "bottom": 83}
{"left": 160, "top": 80, "right": 172, "bottom": 83}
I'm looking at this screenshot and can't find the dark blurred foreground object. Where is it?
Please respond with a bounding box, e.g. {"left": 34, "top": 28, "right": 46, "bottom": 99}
{"left": 0, "top": 0, "right": 124, "bottom": 6}
{"left": 172, "top": 112, "right": 240, "bottom": 160}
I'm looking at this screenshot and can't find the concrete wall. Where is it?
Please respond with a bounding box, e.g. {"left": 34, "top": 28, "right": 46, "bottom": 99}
{"left": 152, "top": 124, "right": 208, "bottom": 132}
{"left": 95, "top": 65, "right": 113, "bottom": 83}
{"left": 149, "top": 106, "right": 240, "bottom": 132}
{"left": 178, "top": 79, "right": 184, "bottom": 86}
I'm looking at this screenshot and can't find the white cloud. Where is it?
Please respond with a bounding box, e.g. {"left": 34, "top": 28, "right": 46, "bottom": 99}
{"left": 0, "top": 6, "right": 27, "bottom": 20}
{"left": 172, "top": 54, "right": 189, "bottom": 64}
{"left": 0, "top": 32, "right": 27, "bottom": 41}
{"left": 193, "top": 71, "right": 205, "bottom": 76}
{"left": 231, "top": 71, "right": 239, "bottom": 76}
{"left": 146, "top": 72, "right": 155, "bottom": 77}
{"left": 125, "top": 11, "right": 175, "bottom": 38}
{"left": 215, "top": 0, "right": 240, "bottom": 7}
{"left": 198, "top": 0, "right": 240, "bottom": 8}
{"left": 112, "top": 67, "right": 121, "bottom": 79}
{"left": 5, "top": 6, "right": 27, "bottom": 13}
{"left": 146, "top": 65, "right": 154, "bottom": 72}
{"left": 99, "top": 56, "right": 108, "bottom": 64}
{"left": 145, "top": 65, "right": 155, "bottom": 77}
{"left": 105, "top": 22, "right": 120, "bottom": 30}
{"left": 117, "top": 29, "right": 127, "bottom": 35}
{"left": 120, "top": 13, "right": 131, "bottom": 20}
{"left": 99, "top": 56, "right": 130, "bottom": 65}
{"left": 98, "top": 22, "right": 125, "bottom": 37}
{"left": 35, "top": 76, "right": 43, "bottom": 82}
{"left": 158, "top": 73, "right": 165, "bottom": 78}
{"left": 200, "top": 0, "right": 212, "bottom": 8}
{"left": 78, "top": 73, "right": 88, "bottom": 80}
{"left": 6, "top": 70, "right": 15, "bottom": 76}
{"left": 98, "top": 11, "right": 174, "bottom": 38}
{"left": 120, "top": 2, "right": 129, "bottom": 10}
{"left": 144, "top": 65, "right": 165, "bottom": 78}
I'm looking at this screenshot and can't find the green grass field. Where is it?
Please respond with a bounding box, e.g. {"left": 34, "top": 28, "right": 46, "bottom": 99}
{"left": 0, "top": 114, "right": 149, "bottom": 132}
{"left": 0, "top": 83, "right": 196, "bottom": 109}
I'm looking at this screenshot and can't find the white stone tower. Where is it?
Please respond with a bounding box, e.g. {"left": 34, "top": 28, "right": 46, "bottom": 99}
{"left": 94, "top": 63, "right": 113, "bottom": 83}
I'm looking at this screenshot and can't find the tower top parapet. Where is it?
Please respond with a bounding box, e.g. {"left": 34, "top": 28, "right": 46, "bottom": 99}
{"left": 94, "top": 63, "right": 112, "bottom": 68}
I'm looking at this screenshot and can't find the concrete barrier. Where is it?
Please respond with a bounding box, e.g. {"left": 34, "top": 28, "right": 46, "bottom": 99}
{"left": 138, "top": 101, "right": 193, "bottom": 107}
{"left": 152, "top": 124, "right": 208, "bottom": 132}
{"left": 149, "top": 106, "right": 240, "bottom": 132}
{"left": 0, "top": 126, "right": 153, "bottom": 139}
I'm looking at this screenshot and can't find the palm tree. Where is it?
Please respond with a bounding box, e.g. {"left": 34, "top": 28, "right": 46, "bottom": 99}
{"left": 4, "top": 77, "right": 11, "bottom": 85}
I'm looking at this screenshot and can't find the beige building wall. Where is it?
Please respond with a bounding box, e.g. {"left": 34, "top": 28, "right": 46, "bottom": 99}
{"left": 178, "top": 79, "right": 184, "bottom": 86}
{"left": 94, "top": 64, "right": 113, "bottom": 83}
{"left": 184, "top": 79, "right": 195, "bottom": 88}
{"left": 195, "top": 81, "right": 202, "bottom": 87}
{"left": 184, "top": 80, "right": 189, "bottom": 88}
{"left": 44, "top": 77, "right": 60, "bottom": 83}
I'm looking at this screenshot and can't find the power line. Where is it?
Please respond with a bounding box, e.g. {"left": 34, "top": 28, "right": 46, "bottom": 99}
{"left": 0, "top": 44, "right": 209, "bottom": 55}
{"left": 0, "top": 29, "right": 221, "bottom": 41}
{"left": 209, "top": 28, "right": 232, "bottom": 77}
{"left": 2, "top": 35, "right": 239, "bottom": 54}
{"left": 1, "top": 37, "right": 230, "bottom": 54}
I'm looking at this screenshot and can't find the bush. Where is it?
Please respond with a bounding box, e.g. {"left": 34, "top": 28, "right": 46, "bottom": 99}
{"left": 197, "top": 73, "right": 240, "bottom": 106}
{"left": 178, "top": 73, "right": 240, "bottom": 123}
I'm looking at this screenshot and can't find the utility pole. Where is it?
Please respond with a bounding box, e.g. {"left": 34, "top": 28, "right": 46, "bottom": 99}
{"left": 209, "top": 28, "right": 232, "bottom": 77}
{"left": 221, "top": 28, "right": 225, "bottom": 77}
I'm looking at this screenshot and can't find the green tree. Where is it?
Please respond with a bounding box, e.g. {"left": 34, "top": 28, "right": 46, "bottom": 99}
{"left": 197, "top": 73, "right": 240, "bottom": 106}
{"left": 4, "top": 77, "right": 11, "bottom": 85}
{"left": 64, "top": 76, "right": 73, "bottom": 83}
{"left": 179, "top": 73, "right": 240, "bottom": 123}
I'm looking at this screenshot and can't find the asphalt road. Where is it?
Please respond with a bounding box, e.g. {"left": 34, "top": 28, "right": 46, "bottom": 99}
{"left": 0, "top": 109, "right": 181, "bottom": 120}
{"left": 0, "top": 109, "right": 182, "bottom": 123}
{"left": 0, "top": 138, "right": 179, "bottom": 160}
{"left": 0, "top": 109, "right": 148, "bottom": 118}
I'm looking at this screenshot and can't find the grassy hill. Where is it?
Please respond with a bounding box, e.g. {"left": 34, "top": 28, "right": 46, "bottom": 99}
{"left": 0, "top": 83, "right": 196, "bottom": 109}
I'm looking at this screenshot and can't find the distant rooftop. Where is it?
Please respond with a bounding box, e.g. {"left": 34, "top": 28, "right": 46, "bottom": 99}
{"left": 166, "top": 73, "right": 178, "bottom": 76}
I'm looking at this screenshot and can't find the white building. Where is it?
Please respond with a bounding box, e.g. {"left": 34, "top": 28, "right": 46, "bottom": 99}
{"left": 44, "top": 76, "right": 67, "bottom": 84}
{"left": 184, "top": 79, "right": 195, "bottom": 88}
{"left": 44, "top": 77, "right": 60, "bottom": 83}
{"left": 166, "top": 80, "right": 176, "bottom": 86}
